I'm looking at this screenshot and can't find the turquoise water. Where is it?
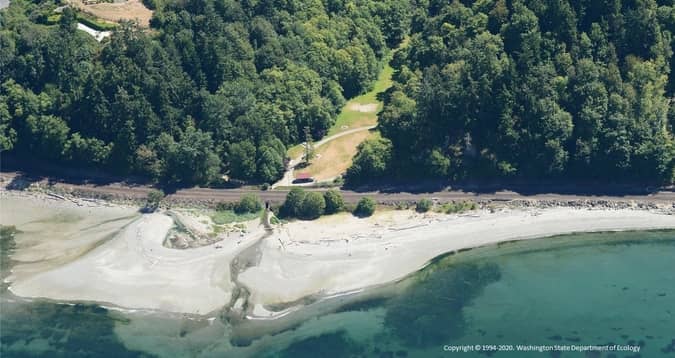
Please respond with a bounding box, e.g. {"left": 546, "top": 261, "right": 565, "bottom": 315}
{"left": 1, "top": 229, "right": 674, "bottom": 357}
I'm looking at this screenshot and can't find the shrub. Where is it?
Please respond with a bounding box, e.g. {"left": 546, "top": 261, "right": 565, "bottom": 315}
{"left": 280, "top": 187, "right": 306, "bottom": 218}
{"left": 346, "top": 138, "right": 393, "bottom": 185}
{"left": 353, "top": 197, "right": 376, "bottom": 217}
{"left": 438, "top": 201, "right": 478, "bottom": 214}
{"left": 144, "top": 189, "right": 165, "bottom": 212}
{"left": 416, "top": 198, "right": 433, "bottom": 213}
{"left": 395, "top": 201, "right": 411, "bottom": 210}
{"left": 142, "top": 0, "right": 162, "bottom": 10}
{"left": 216, "top": 201, "right": 234, "bottom": 211}
{"left": 234, "top": 194, "right": 262, "bottom": 214}
{"left": 260, "top": 183, "right": 270, "bottom": 191}
{"left": 323, "top": 190, "right": 345, "bottom": 214}
{"left": 299, "top": 192, "right": 326, "bottom": 220}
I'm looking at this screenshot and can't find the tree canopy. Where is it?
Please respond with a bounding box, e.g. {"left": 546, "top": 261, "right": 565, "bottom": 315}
{"left": 349, "top": 0, "right": 675, "bottom": 185}
{"left": 0, "top": 0, "right": 409, "bottom": 185}
{"left": 3, "top": 0, "right": 674, "bottom": 186}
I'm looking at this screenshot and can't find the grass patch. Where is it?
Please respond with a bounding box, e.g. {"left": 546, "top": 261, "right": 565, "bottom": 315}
{"left": 327, "top": 60, "right": 393, "bottom": 137}
{"left": 47, "top": 12, "right": 118, "bottom": 31}
{"left": 77, "top": 12, "right": 118, "bottom": 31}
{"left": 210, "top": 210, "right": 261, "bottom": 225}
{"left": 287, "top": 144, "right": 305, "bottom": 160}
{"left": 329, "top": 110, "right": 377, "bottom": 136}
{"left": 354, "top": 60, "right": 394, "bottom": 105}
{"left": 46, "top": 14, "right": 61, "bottom": 25}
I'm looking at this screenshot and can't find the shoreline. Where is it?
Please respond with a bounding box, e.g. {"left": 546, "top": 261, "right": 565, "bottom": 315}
{"left": 1, "top": 189, "right": 674, "bottom": 321}
{"left": 2, "top": 171, "right": 674, "bottom": 209}
{"left": 237, "top": 207, "right": 675, "bottom": 320}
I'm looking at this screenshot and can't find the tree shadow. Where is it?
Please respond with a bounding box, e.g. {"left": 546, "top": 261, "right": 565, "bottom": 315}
{"left": 345, "top": 179, "right": 449, "bottom": 194}
{"left": 1, "top": 155, "right": 150, "bottom": 188}
{"left": 4, "top": 173, "right": 40, "bottom": 191}
{"left": 375, "top": 86, "right": 395, "bottom": 104}
{"left": 345, "top": 178, "right": 668, "bottom": 197}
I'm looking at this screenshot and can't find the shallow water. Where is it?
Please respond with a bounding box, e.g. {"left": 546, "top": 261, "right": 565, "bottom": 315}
{"left": 1, "top": 229, "right": 674, "bottom": 357}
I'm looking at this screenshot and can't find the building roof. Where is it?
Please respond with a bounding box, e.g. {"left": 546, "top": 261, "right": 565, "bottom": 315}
{"left": 296, "top": 173, "right": 312, "bottom": 179}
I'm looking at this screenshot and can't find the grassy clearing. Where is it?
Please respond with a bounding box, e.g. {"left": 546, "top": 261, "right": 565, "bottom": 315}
{"left": 73, "top": 0, "right": 153, "bottom": 28}
{"left": 327, "top": 60, "right": 393, "bottom": 136}
{"left": 355, "top": 61, "right": 394, "bottom": 105}
{"left": 297, "top": 130, "right": 379, "bottom": 181}
{"left": 285, "top": 41, "right": 405, "bottom": 179}
{"left": 285, "top": 57, "right": 391, "bottom": 161}
{"left": 210, "top": 210, "right": 261, "bottom": 225}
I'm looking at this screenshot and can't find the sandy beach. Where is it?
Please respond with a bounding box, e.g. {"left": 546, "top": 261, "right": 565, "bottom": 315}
{"left": 1, "top": 192, "right": 266, "bottom": 315}
{"left": 1, "top": 191, "right": 674, "bottom": 318}
{"left": 240, "top": 208, "right": 675, "bottom": 318}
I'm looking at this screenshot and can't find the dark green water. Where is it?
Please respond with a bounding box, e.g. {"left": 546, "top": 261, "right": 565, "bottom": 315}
{"left": 1, "top": 229, "right": 674, "bottom": 357}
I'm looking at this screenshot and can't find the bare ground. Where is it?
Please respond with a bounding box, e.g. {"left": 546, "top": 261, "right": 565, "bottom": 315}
{"left": 70, "top": 0, "right": 153, "bottom": 27}
{"left": 345, "top": 102, "right": 378, "bottom": 113}
{"left": 297, "top": 130, "right": 373, "bottom": 181}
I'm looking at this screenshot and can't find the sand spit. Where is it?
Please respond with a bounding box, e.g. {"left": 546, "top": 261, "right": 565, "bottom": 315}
{"left": 1, "top": 192, "right": 266, "bottom": 315}
{"left": 2, "top": 191, "right": 674, "bottom": 317}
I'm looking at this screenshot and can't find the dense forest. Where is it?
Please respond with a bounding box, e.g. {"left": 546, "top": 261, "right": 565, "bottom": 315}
{"left": 348, "top": 0, "right": 675, "bottom": 185}
{"left": 2, "top": 0, "right": 675, "bottom": 186}
{"left": 0, "top": 0, "right": 409, "bottom": 184}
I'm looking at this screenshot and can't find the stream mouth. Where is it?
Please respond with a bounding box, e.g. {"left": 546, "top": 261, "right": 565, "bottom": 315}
{"left": 225, "top": 231, "right": 267, "bottom": 323}
{"left": 224, "top": 209, "right": 277, "bottom": 324}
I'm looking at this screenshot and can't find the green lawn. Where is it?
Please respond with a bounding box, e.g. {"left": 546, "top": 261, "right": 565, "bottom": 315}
{"left": 354, "top": 61, "right": 394, "bottom": 105}
{"left": 327, "top": 60, "right": 394, "bottom": 136}
{"left": 287, "top": 144, "right": 305, "bottom": 160}
{"left": 210, "top": 210, "right": 261, "bottom": 225}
